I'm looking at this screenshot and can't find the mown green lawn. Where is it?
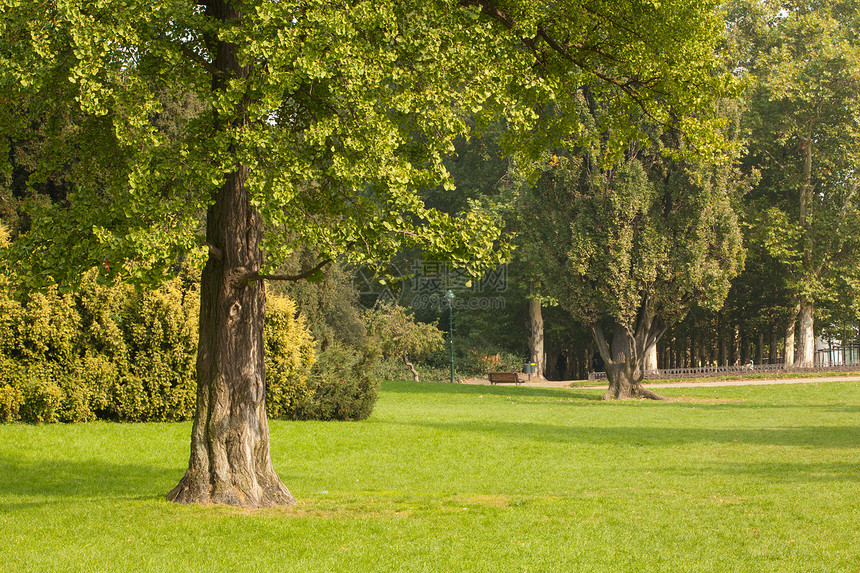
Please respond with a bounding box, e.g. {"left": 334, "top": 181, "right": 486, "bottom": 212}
{"left": 1, "top": 379, "right": 858, "bottom": 572}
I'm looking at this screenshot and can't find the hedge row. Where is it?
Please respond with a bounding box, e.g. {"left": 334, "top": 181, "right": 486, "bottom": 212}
{"left": 0, "top": 270, "right": 377, "bottom": 423}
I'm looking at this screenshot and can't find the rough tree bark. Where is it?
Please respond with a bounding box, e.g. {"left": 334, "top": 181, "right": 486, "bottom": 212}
{"left": 167, "top": 165, "right": 295, "bottom": 507}
{"left": 528, "top": 298, "right": 546, "bottom": 380}
{"left": 769, "top": 324, "right": 778, "bottom": 364}
{"left": 168, "top": 0, "right": 294, "bottom": 508}
{"left": 756, "top": 331, "right": 764, "bottom": 365}
{"left": 739, "top": 328, "right": 749, "bottom": 365}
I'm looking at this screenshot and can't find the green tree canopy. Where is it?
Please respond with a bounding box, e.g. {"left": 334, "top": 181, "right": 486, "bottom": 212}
{"left": 515, "top": 106, "right": 748, "bottom": 398}
{"left": 728, "top": 0, "right": 860, "bottom": 365}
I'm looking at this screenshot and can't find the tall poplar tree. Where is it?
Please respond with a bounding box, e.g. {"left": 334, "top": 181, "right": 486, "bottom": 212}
{"left": 731, "top": 0, "right": 860, "bottom": 367}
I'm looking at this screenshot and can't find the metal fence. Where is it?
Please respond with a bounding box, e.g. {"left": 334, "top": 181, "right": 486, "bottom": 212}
{"left": 815, "top": 344, "right": 860, "bottom": 367}
{"left": 587, "top": 344, "right": 860, "bottom": 381}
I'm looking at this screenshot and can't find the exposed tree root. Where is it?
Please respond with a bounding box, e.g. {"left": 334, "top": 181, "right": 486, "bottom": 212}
{"left": 168, "top": 471, "right": 296, "bottom": 508}
{"left": 601, "top": 384, "right": 667, "bottom": 401}
{"left": 633, "top": 386, "right": 667, "bottom": 401}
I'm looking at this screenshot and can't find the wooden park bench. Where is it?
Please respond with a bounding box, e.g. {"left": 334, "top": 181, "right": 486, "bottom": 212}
{"left": 488, "top": 371, "right": 525, "bottom": 385}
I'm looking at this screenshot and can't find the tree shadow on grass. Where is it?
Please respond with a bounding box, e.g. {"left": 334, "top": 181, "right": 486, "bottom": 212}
{"left": 665, "top": 460, "right": 860, "bottom": 484}
{"left": 0, "top": 456, "right": 183, "bottom": 508}
{"left": 662, "top": 401, "right": 860, "bottom": 413}
{"left": 403, "top": 418, "right": 860, "bottom": 450}
{"left": 380, "top": 379, "right": 603, "bottom": 401}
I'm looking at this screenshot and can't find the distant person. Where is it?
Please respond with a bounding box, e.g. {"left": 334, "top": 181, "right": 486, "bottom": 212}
{"left": 591, "top": 351, "right": 604, "bottom": 373}
{"left": 556, "top": 350, "right": 568, "bottom": 380}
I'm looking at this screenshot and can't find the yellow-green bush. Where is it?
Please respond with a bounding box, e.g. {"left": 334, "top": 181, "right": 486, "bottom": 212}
{"left": 118, "top": 280, "right": 199, "bottom": 421}
{"left": 0, "top": 383, "right": 21, "bottom": 422}
{"left": 69, "top": 352, "right": 116, "bottom": 418}
{"left": 264, "top": 295, "right": 316, "bottom": 419}
{"left": 0, "top": 270, "right": 200, "bottom": 423}
{"left": 0, "top": 268, "right": 336, "bottom": 423}
{"left": 16, "top": 363, "right": 64, "bottom": 424}
{"left": 13, "top": 289, "right": 81, "bottom": 365}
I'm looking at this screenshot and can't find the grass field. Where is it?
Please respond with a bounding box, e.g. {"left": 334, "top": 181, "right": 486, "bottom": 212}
{"left": 1, "top": 379, "right": 858, "bottom": 572}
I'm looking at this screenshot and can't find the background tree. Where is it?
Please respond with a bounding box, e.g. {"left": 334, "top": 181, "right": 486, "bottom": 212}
{"left": 731, "top": 0, "right": 860, "bottom": 366}
{"left": 516, "top": 109, "right": 748, "bottom": 398}
{"left": 364, "top": 303, "right": 443, "bottom": 382}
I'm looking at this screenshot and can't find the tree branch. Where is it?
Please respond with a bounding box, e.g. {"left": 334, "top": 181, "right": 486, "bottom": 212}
{"left": 247, "top": 259, "right": 332, "bottom": 283}
{"left": 162, "top": 35, "right": 225, "bottom": 78}
{"left": 590, "top": 324, "right": 612, "bottom": 365}
{"left": 459, "top": 0, "right": 516, "bottom": 30}
{"left": 205, "top": 242, "right": 223, "bottom": 261}
{"left": 459, "top": 0, "right": 676, "bottom": 129}
{"left": 818, "top": 181, "right": 859, "bottom": 275}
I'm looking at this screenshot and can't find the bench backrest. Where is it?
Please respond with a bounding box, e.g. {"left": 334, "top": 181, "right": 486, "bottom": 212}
{"left": 488, "top": 372, "right": 519, "bottom": 383}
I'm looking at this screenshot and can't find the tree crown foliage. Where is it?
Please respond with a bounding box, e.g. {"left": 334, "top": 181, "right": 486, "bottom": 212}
{"left": 729, "top": 0, "right": 860, "bottom": 306}
{"left": 0, "top": 0, "right": 736, "bottom": 289}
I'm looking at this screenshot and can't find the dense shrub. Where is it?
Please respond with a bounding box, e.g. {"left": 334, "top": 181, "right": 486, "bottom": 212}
{"left": 0, "top": 273, "right": 198, "bottom": 423}
{"left": 0, "top": 383, "right": 21, "bottom": 422}
{"left": 0, "top": 266, "right": 374, "bottom": 423}
{"left": 16, "top": 363, "right": 63, "bottom": 423}
{"left": 286, "top": 343, "right": 379, "bottom": 421}
{"left": 117, "top": 281, "right": 199, "bottom": 421}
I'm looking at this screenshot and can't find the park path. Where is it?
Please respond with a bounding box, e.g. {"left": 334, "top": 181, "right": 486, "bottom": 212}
{"left": 462, "top": 375, "right": 860, "bottom": 389}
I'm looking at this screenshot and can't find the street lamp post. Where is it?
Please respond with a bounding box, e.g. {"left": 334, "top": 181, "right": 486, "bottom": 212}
{"left": 444, "top": 290, "right": 455, "bottom": 383}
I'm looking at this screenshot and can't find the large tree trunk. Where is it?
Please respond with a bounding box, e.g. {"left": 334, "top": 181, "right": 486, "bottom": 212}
{"left": 796, "top": 299, "right": 815, "bottom": 368}
{"left": 795, "top": 133, "right": 815, "bottom": 369}
{"left": 592, "top": 305, "right": 667, "bottom": 401}
{"left": 756, "top": 331, "right": 764, "bottom": 365}
{"left": 644, "top": 343, "right": 658, "bottom": 376}
{"left": 168, "top": 168, "right": 295, "bottom": 508}
{"left": 725, "top": 325, "right": 735, "bottom": 365}
{"left": 784, "top": 304, "right": 799, "bottom": 368}
{"left": 527, "top": 298, "right": 546, "bottom": 379}
{"left": 168, "top": 0, "right": 294, "bottom": 508}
